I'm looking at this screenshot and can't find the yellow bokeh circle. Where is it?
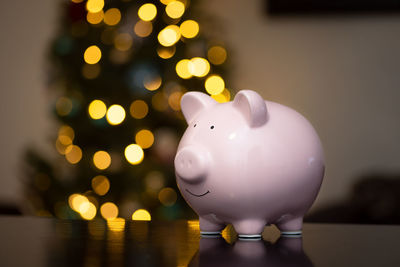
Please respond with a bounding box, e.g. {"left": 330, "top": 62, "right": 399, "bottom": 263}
{"left": 175, "top": 59, "right": 192, "bottom": 79}
{"left": 130, "top": 100, "right": 149, "bottom": 119}
{"left": 138, "top": 3, "right": 157, "bottom": 21}
{"left": 135, "top": 129, "right": 154, "bottom": 149}
{"left": 86, "top": 0, "right": 104, "bottom": 13}
{"left": 165, "top": 1, "right": 185, "bottom": 19}
{"left": 205, "top": 75, "right": 225, "bottom": 95}
{"left": 65, "top": 145, "right": 82, "bottom": 164}
{"left": 91, "top": 175, "right": 110, "bottom": 196}
{"left": 93, "top": 150, "right": 111, "bottom": 170}
{"left": 207, "top": 46, "right": 227, "bottom": 65}
{"left": 84, "top": 45, "right": 102, "bottom": 64}
{"left": 124, "top": 144, "right": 144, "bottom": 165}
{"left": 132, "top": 209, "right": 151, "bottom": 221}
{"left": 87, "top": 10, "right": 104, "bottom": 25}
{"left": 88, "top": 99, "right": 106, "bottom": 120}
{"left": 100, "top": 202, "right": 119, "bottom": 220}
{"left": 106, "top": 104, "right": 126, "bottom": 125}
{"left": 180, "top": 20, "right": 199, "bottom": 38}
{"left": 158, "top": 25, "right": 180, "bottom": 47}
{"left": 189, "top": 57, "right": 210, "bottom": 77}
{"left": 80, "top": 202, "right": 97, "bottom": 220}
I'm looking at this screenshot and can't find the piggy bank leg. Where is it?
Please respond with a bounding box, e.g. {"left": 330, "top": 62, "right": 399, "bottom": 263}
{"left": 232, "top": 219, "right": 266, "bottom": 239}
{"left": 199, "top": 215, "right": 225, "bottom": 236}
{"left": 276, "top": 216, "right": 303, "bottom": 236}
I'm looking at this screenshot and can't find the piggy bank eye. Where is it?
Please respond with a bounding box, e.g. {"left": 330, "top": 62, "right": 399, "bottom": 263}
{"left": 193, "top": 124, "right": 197, "bottom": 128}
{"left": 210, "top": 125, "right": 214, "bottom": 129}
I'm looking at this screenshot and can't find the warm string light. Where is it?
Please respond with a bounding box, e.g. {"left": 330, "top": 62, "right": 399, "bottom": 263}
{"left": 104, "top": 8, "right": 121, "bottom": 26}
{"left": 86, "top": 0, "right": 105, "bottom": 14}
{"left": 158, "top": 25, "right": 180, "bottom": 47}
{"left": 124, "top": 144, "right": 144, "bottom": 165}
{"left": 100, "top": 202, "right": 119, "bottom": 220}
{"left": 134, "top": 20, "right": 153, "bottom": 37}
{"left": 176, "top": 57, "right": 210, "bottom": 79}
{"left": 62, "top": 0, "right": 230, "bottom": 222}
{"left": 92, "top": 175, "right": 110, "bottom": 196}
{"left": 205, "top": 75, "right": 225, "bottom": 95}
{"left": 88, "top": 99, "right": 107, "bottom": 119}
{"left": 132, "top": 209, "right": 151, "bottom": 221}
{"left": 68, "top": 194, "right": 97, "bottom": 220}
{"left": 106, "top": 104, "right": 126, "bottom": 125}
{"left": 93, "top": 150, "right": 112, "bottom": 170}
{"left": 84, "top": 45, "right": 102, "bottom": 64}
{"left": 180, "top": 20, "right": 199, "bottom": 38}
{"left": 165, "top": 1, "right": 185, "bottom": 19}
{"left": 138, "top": 3, "right": 157, "bottom": 21}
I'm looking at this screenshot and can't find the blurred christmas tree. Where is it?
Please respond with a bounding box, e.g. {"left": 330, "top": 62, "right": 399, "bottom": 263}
{"left": 24, "top": 0, "right": 231, "bottom": 221}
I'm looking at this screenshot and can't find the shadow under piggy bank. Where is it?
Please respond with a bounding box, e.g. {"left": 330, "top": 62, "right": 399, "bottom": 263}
{"left": 188, "top": 236, "right": 313, "bottom": 267}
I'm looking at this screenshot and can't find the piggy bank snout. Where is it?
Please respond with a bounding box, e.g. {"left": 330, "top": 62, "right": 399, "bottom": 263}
{"left": 175, "top": 146, "right": 209, "bottom": 183}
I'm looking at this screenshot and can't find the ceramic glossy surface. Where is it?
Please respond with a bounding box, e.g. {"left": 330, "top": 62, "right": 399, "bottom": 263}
{"left": 175, "top": 90, "right": 325, "bottom": 237}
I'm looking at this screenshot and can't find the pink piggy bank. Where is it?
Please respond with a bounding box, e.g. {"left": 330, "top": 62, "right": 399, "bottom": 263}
{"left": 175, "top": 90, "right": 324, "bottom": 238}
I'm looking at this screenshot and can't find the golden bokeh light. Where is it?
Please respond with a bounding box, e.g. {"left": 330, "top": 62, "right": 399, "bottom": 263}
{"left": 158, "top": 187, "right": 177, "bottom": 206}
{"left": 87, "top": 10, "right": 104, "bottom": 24}
{"left": 207, "top": 46, "right": 227, "bottom": 65}
{"left": 168, "top": 91, "right": 182, "bottom": 111}
{"left": 160, "top": 0, "right": 174, "bottom": 5}
{"left": 124, "top": 144, "right": 144, "bottom": 165}
{"left": 69, "top": 194, "right": 89, "bottom": 212}
{"left": 57, "top": 125, "right": 75, "bottom": 154}
{"left": 180, "top": 20, "right": 199, "bottom": 38}
{"left": 107, "top": 217, "right": 126, "bottom": 232}
{"left": 144, "top": 75, "right": 162, "bottom": 91}
{"left": 56, "top": 139, "right": 69, "bottom": 155}
{"left": 106, "top": 104, "right": 126, "bottom": 125}
{"left": 132, "top": 209, "right": 151, "bottom": 221}
{"left": 135, "top": 129, "right": 154, "bottom": 149}
{"left": 134, "top": 20, "right": 153, "bottom": 37}
{"left": 86, "top": 0, "right": 104, "bottom": 14}
{"left": 100, "top": 202, "right": 119, "bottom": 220}
{"left": 71, "top": 0, "right": 84, "bottom": 3}
{"left": 189, "top": 57, "right": 210, "bottom": 77}
{"left": 93, "top": 150, "right": 112, "bottom": 170}
{"left": 157, "top": 25, "right": 180, "bottom": 47}
{"left": 114, "top": 33, "right": 133, "bottom": 51}
{"left": 65, "top": 145, "right": 82, "bottom": 164}
{"left": 205, "top": 75, "right": 225, "bottom": 95}
{"left": 59, "top": 125, "right": 75, "bottom": 140}
{"left": 104, "top": 8, "right": 121, "bottom": 26}
{"left": 88, "top": 99, "right": 107, "bottom": 119}
{"left": 84, "top": 45, "right": 102, "bottom": 64}
{"left": 58, "top": 135, "right": 72, "bottom": 146}
{"left": 130, "top": 100, "right": 149, "bottom": 119}
{"left": 91, "top": 175, "right": 110, "bottom": 196}
{"left": 175, "top": 59, "right": 192, "bottom": 79}
{"left": 165, "top": 1, "right": 185, "bottom": 19}
{"left": 138, "top": 3, "right": 157, "bottom": 21}
{"left": 82, "top": 63, "right": 101, "bottom": 79}
{"left": 211, "top": 88, "right": 231, "bottom": 103}
{"left": 80, "top": 202, "right": 97, "bottom": 220}
{"left": 157, "top": 46, "right": 175, "bottom": 59}
{"left": 56, "top": 97, "right": 73, "bottom": 116}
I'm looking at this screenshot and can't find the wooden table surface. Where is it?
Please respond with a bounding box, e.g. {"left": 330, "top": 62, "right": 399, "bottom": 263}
{"left": 0, "top": 215, "right": 399, "bottom": 267}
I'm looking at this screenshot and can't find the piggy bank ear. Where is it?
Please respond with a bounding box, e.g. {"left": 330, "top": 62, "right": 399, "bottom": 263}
{"left": 180, "top": 92, "right": 216, "bottom": 124}
{"left": 233, "top": 90, "right": 268, "bottom": 127}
